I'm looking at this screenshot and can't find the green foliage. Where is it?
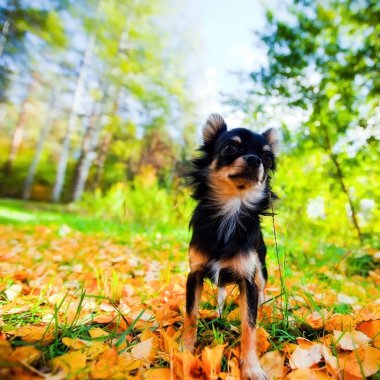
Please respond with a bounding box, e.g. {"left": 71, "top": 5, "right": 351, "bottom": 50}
{"left": 80, "top": 166, "right": 194, "bottom": 231}
{"left": 239, "top": 0, "right": 380, "bottom": 247}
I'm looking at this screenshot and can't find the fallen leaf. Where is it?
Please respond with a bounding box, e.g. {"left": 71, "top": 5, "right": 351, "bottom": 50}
{"left": 325, "top": 314, "right": 356, "bottom": 332}
{"left": 201, "top": 344, "right": 225, "bottom": 380}
{"left": 5, "top": 284, "right": 23, "bottom": 301}
{"left": 12, "top": 346, "right": 42, "bottom": 364}
{"left": 333, "top": 330, "right": 371, "bottom": 350}
{"left": 90, "top": 347, "right": 118, "bottom": 379}
{"left": 289, "top": 343, "right": 322, "bottom": 369}
{"left": 338, "top": 346, "right": 380, "bottom": 378}
{"left": 256, "top": 327, "right": 270, "bottom": 355}
{"left": 11, "top": 326, "right": 54, "bottom": 344}
{"left": 356, "top": 320, "right": 380, "bottom": 348}
{"left": 286, "top": 368, "right": 333, "bottom": 379}
{"left": 131, "top": 338, "right": 153, "bottom": 361}
{"left": 160, "top": 329, "right": 179, "bottom": 355}
{"left": 89, "top": 328, "right": 109, "bottom": 339}
{"left": 143, "top": 367, "right": 172, "bottom": 379}
{"left": 259, "top": 350, "right": 285, "bottom": 379}
{"left": 52, "top": 350, "right": 87, "bottom": 375}
{"left": 62, "top": 337, "right": 91, "bottom": 350}
{"left": 173, "top": 351, "right": 203, "bottom": 380}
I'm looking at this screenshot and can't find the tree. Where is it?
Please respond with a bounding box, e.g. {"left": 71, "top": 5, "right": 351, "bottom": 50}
{"left": 239, "top": 0, "right": 380, "bottom": 243}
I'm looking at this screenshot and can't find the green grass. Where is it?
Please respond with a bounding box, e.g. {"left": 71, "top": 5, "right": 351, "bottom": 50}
{"left": 0, "top": 198, "right": 189, "bottom": 243}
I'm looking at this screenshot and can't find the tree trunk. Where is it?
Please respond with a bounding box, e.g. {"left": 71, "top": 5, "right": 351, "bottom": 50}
{"left": 71, "top": 100, "right": 102, "bottom": 201}
{"left": 321, "top": 124, "right": 363, "bottom": 242}
{"left": 2, "top": 76, "right": 35, "bottom": 179}
{"left": 92, "top": 132, "right": 112, "bottom": 190}
{"left": 23, "top": 86, "right": 57, "bottom": 200}
{"left": 51, "top": 33, "right": 96, "bottom": 202}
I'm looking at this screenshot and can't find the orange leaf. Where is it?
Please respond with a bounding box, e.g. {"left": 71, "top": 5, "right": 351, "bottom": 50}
{"left": 173, "top": 351, "right": 203, "bottom": 380}
{"left": 90, "top": 347, "right": 118, "bottom": 379}
{"left": 144, "top": 368, "right": 172, "bottom": 380}
{"left": 325, "top": 314, "right": 356, "bottom": 332}
{"left": 338, "top": 346, "right": 380, "bottom": 378}
{"left": 286, "top": 368, "right": 333, "bottom": 379}
{"left": 256, "top": 327, "right": 270, "bottom": 355}
{"left": 201, "top": 344, "right": 225, "bottom": 380}
{"left": 160, "top": 329, "right": 179, "bottom": 355}
{"left": 356, "top": 320, "right": 380, "bottom": 348}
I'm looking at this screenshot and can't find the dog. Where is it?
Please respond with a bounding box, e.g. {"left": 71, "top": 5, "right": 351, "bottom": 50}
{"left": 183, "top": 114, "right": 279, "bottom": 380}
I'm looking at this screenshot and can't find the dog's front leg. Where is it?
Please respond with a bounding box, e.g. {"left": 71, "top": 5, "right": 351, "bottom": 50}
{"left": 183, "top": 270, "right": 204, "bottom": 352}
{"left": 239, "top": 278, "right": 267, "bottom": 380}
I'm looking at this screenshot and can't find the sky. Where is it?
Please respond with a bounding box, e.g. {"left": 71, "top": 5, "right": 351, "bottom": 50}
{"left": 177, "top": 0, "right": 273, "bottom": 128}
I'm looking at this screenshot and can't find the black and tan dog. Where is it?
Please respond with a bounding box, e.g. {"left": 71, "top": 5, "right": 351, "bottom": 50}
{"left": 183, "top": 114, "right": 278, "bottom": 380}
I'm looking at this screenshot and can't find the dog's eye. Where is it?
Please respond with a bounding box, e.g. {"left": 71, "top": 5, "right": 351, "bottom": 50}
{"left": 262, "top": 152, "right": 273, "bottom": 167}
{"left": 223, "top": 143, "right": 238, "bottom": 155}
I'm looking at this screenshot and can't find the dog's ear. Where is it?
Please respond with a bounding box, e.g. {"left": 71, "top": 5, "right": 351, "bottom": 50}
{"left": 203, "top": 113, "right": 227, "bottom": 144}
{"left": 262, "top": 128, "right": 280, "bottom": 155}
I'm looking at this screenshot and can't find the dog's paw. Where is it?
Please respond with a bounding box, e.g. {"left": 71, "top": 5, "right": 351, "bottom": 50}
{"left": 241, "top": 364, "right": 267, "bottom": 380}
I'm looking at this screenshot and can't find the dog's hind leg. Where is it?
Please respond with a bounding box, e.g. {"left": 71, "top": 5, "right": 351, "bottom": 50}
{"left": 217, "top": 286, "right": 226, "bottom": 318}
{"left": 239, "top": 277, "right": 267, "bottom": 380}
{"left": 183, "top": 270, "right": 204, "bottom": 352}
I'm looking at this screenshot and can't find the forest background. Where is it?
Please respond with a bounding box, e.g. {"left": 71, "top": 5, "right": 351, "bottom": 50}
{"left": 0, "top": 0, "right": 379, "bottom": 378}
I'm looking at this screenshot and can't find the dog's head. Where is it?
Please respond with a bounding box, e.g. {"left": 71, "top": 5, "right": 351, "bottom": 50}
{"left": 190, "top": 113, "right": 279, "bottom": 211}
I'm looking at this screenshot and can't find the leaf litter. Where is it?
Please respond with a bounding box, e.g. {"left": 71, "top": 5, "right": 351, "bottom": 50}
{"left": 0, "top": 225, "right": 379, "bottom": 379}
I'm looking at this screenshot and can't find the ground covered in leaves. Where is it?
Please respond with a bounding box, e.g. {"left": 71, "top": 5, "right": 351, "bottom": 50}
{"left": 0, "top": 223, "right": 379, "bottom": 379}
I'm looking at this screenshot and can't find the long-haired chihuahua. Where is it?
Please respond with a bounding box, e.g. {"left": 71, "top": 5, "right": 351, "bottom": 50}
{"left": 183, "top": 114, "right": 279, "bottom": 380}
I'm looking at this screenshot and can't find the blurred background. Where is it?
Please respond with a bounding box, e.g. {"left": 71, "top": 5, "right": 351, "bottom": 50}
{"left": 0, "top": 0, "right": 379, "bottom": 250}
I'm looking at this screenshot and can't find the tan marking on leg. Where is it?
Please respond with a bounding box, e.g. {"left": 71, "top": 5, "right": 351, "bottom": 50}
{"left": 255, "top": 262, "right": 266, "bottom": 305}
{"left": 183, "top": 250, "right": 205, "bottom": 352}
{"left": 240, "top": 283, "right": 267, "bottom": 380}
{"left": 189, "top": 247, "right": 208, "bottom": 272}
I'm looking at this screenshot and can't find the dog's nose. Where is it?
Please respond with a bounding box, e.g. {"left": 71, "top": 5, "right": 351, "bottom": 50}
{"left": 244, "top": 155, "right": 262, "bottom": 168}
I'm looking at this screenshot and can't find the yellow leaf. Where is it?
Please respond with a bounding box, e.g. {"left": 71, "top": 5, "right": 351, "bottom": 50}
{"left": 260, "top": 350, "right": 285, "bottom": 379}
{"left": 12, "top": 326, "right": 54, "bottom": 345}
{"left": 84, "top": 342, "right": 108, "bottom": 360}
{"left": 160, "top": 329, "right": 179, "bottom": 354}
{"left": 0, "top": 340, "right": 13, "bottom": 361}
{"left": 12, "top": 346, "right": 42, "bottom": 364}
{"left": 62, "top": 337, "right": 91, "bottom": 350}
{"left": 286, "top": 368, "right": 333, "bottom": 379}
{"left": 89, "top": 328, "right": 109, "bottom": 339}
{"left": 52, "top": 350, "right": 87, "bottom": 375}
{"left": 201, "top": 344, "right": 225, "bottom": 380}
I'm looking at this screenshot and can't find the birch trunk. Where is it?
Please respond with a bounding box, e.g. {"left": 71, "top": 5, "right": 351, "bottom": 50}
{"left": 51, "top": 33, "right": 96, "bottom": 202}
{"left": 23, "top": 86, "right": 57, "bottom": 200}
{"left": 2, "top": 76, "right": 35, "bottom": 178}
{"left": 71, "top": 101, "right": 102, "bottom": 201}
